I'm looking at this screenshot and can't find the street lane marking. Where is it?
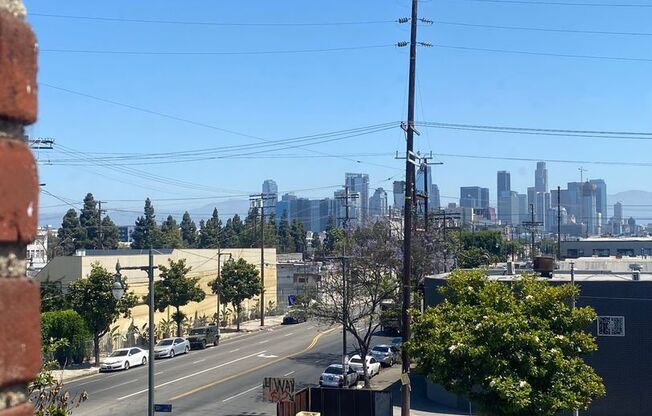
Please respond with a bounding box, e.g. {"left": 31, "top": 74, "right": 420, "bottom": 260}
{"left": 155, "top": 371, "right": 165, "bottom": 375}
{"left": 257, "top": 353, "right": 278, "bottom": 358}
{"left": 222, "top": 384, "right": 261, "bottom": 402}
{"left": 93, "top": 378, "right": 139, "bottom": 394}
{"left": 283, "top": 371, "right": 295, "bottom": 377}
{"left": 258, "top": 340, "right": 269, "bottom": 344}
{"left": 283, "top": 333, "right": 294, "bottom": 337}
{"left": 170, "top": 327, "right": 338, "bottom": 401}
{"left": 192, "top": 359, "right": 206, "bottom": 364}
{"left": 229, "top": 348, "right": 240, "bottom": 353}
{"left": 117, "top": 350, "right": 266, "bottom": 401}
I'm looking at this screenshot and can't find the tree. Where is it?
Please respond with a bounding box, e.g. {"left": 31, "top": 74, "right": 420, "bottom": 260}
{"left": 290, "top": 219, "right": 307, "bottom": 254}
{"left": 221, "top": 217, "right": 240, "bottom": 248}
{"left": 306, "top": 224, "right": 401, "bottom": 387}
{"left": 40, "top": 280, "right": 69, "bottom": 312}
{"left": 240, "top": 207, "right": 259, "bottom": 248}
{"left": 198, "top": 208, "right": 222, "bottom": 248}
{"left": 160, "top": 215, "right": 182, "bottom": 248}
{"left": 180, "top": 211, "right": 198, "bottom": 248}
{"left": 100, "top": 215, "right": 120, "bottom": 249}
{"left": 79, "top": 193, "right": 99, "bottom": 248}
{"left": 210, "top": 258, "right": 262, "bottom": 332}
{"left": 131, "top": 198, "right": 162, "bottom": 249}
{"left": 146, "top": 259, "right": 206, "bottom": 337}
{"left": 57, "top": 209, "right": 86, "bottom": 256}
{"left": 41, "top": 310, "right": 91, "bottom": 366}
{"left": 264, "top": 212, "right": 278, "bottom": 249}
{"left": 323, "top": 216, "right": 345, "bottom": 256}
{"left": 408, "top": 270, "right": 605, "bottom": 416}
{"left": 311, "top": 232, "right": 323, "bottom": 256}
{"left": 68, "top": 264, "right": 137, "bottom": 366}
{"left": 277, "top": 211, "right": 291, "bottom": 253}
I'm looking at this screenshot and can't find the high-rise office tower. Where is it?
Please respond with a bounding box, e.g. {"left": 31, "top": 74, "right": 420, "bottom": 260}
{"left": 460, "top": 186, "right": 490, "bottom": 209}
{"left": 581, "top": 182, "right": 598, "bottom": 236}
{"left": 393, "top": 181, "right": 405, "bottom": 213}
{"left": 333, "top": 188, "right": 361, "bottom": 228}
{"left": 369, "top": 188, "right": 388, "bottom": 218}
{"left": 535, "top": 161, "right": 548, "bottom": 193}
{"left": 345, "top": 173, "right": 369, "bottom": 222}
{"left": 517, "top": 194, "right": 528, "bottom": 225}
{"left": 262, "top": 179, "right": 278, "bottom": 210}
{"left": 614, "top": 201, "right": 623, "bottom": 223}
{"left": 497, "top": 171, "right": 512, "bottom": 223}
{"left": 590, "top": 179, "right": 607, "bottom": 218}
{"left": 431, "top": 184, "right": 441, "bottom": 211}
{"left": 416, "top": 164, "right": 437, "bottom": 211}
{"left": 497, "top": 170, "right": 511, "bottom": 196}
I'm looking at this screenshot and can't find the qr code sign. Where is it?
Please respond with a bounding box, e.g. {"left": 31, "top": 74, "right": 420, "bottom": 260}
{"left": 597, "top": 316, "right": 625, "bottom": 337}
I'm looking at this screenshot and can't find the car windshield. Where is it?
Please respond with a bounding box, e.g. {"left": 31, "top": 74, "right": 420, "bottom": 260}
{"left": 189, "top": 329, "right": 205, "bottom": 335}
{"left": 109, "top": 350, "right": 128, "bottom": 357}
{"left": 373, "top": 346, "right": 389, "bottom": 353}
{"left": 350, "top": 357, "right": 362, "bottom": 364}
{"left": 324, "top": 366, "right": 342, "bottom": 375}
{"left": 157, "top": 340, "right": 173, "bottom": 346}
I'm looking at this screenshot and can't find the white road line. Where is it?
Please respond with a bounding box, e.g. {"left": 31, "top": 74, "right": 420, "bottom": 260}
{"left": 93, "top": 378, "right": 139, "bottom": 394}
{"left": 222, "top": 384, "right": 261, "bottom": 402}
{"left": 283, "top": 371, "right": 295, "bottom": 377}
{"left": 229, "top": 348, "right": 240, "bottom": 353}
{"left": 117, "top": 350, "right": 266, "bottom": 401}
{"left": 283, "top": 333, "right": 294, "bottom": 337}
{"left": 155, "top": 371, "right": 165, "bottom": 376}
{"left": 314, "top": 359, "right": 322, "bottom": 363}
{"left": 192, "top": 359, "right": 206, "bottom": 364}
{"left": 258, "top": 340, "right": 269, "bottom": 344}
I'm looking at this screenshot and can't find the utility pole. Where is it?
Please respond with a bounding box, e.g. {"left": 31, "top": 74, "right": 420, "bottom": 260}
{"left": 557, "top": 186, "right": 561, "bottom": 260}
{"left": 523, "top": 204, "right": 543, "bottom": 262}
{"left": 335, "top": 185, "right": 358, "bottom": 384}
{"left": 215, "top": 247, "right": 232, "bottom": 333}
{"left": 250, "top": 194, "right": 272, "bottom": 326}
{"left": 98, "top": 200, "right": 106, "bottom": 249}
{"left": 416, "top": 154, "right": 441, "bottom": 232}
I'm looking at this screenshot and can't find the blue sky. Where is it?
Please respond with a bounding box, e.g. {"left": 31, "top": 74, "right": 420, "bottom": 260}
{"left": 26, "top": 0, "right": 652, "bottom": 225}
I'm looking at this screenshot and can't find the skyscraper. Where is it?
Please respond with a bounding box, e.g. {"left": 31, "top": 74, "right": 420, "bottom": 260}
{"left": 333, "top": 188, "right": 361, "bottom": 228}
{"left": 581, "top": 182, "right": 598, "bottom": 236}
{"left": 535, "top": 162, "right": 548, "bottom": 193}
{"left": 590, "top": 179, "right": 607, "bottom": 218}
{"left": 369, "top": 188, "right": 388, "bottom": 218}
{"left": 497, "top": 170, "right": 511, "bottom": 196}
{"left": 345, "top": 173, "right": 369, "bottom": 222}
{"left": 460, "top": 186, "right": 489, "bottom": 209}
{"left": 416, "top": 164, "right": 437, "bottom": 210}
{"left": 498, "top": 191, "right": 519, "bottom": 225}
{"left": 262, "top": 179, "right": 278, "bottom": 211}
{"left": 393, "top": 181, "right": 405, "bottom": 213}
{"left": 431, "top": 184, "right": 441, "bottom": 211}
{"left": 614, "top": 201, "right": 623, "bottom": 223}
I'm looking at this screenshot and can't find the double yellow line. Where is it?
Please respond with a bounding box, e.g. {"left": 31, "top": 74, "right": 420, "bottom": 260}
{"left": 170, "top": 327, "right": 337, "bottom": 401}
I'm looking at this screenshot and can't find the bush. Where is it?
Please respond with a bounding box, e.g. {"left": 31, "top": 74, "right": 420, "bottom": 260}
{"left": 41, "top": 310, "right": 91, "bottom": 366}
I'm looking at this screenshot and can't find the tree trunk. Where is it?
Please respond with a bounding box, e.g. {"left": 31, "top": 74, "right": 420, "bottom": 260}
{"left": 176, "top": 306, "right": 182, "bottom": 337}
{"left": 236, "top": 304, "right": 241, "bottom": 332}
{"left": 362, "top": 350, "right": 370, "bottom": 388}
{"left": 94, "top": 333, "right": 100, "bottom": 367}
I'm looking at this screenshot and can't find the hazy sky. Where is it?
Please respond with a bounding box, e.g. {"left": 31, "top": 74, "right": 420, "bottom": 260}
{"left": 26, "top": 0, "right": 652, "bottom": 224}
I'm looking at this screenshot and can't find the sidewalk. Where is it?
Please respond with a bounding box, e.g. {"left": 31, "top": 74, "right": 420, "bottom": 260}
{"left": 54, "top": 315, "right": 287, "bottom": 383}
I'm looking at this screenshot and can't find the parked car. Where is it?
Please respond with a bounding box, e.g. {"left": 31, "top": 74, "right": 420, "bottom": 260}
{"left": 282, "top": 310, "right": 307, "bottom": 325}
{"left": 154, "top": 337, "right": 190, "bottom": 359}
{"left": 348, "top": 355, "right": 381, "bottom": 377}
{"left": 187, "top": 326, "right": 220, "bottom": 349}
{"left": 370, "top": 344, "right": 400, "bottom": 366}
{"left": 100, "top": 347, "right": 148, "bottom": 372}
{"left": 319, "top": 364, "right": 358, "bottom": 388}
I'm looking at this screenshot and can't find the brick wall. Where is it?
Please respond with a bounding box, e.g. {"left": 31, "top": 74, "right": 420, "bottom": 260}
{"left": 0, "top": 1, "right": 40, "bottom": 415}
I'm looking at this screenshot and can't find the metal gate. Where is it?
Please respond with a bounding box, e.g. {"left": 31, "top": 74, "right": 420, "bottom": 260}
{"left": 278, "top": 387, "right": 392, "bottom": 416}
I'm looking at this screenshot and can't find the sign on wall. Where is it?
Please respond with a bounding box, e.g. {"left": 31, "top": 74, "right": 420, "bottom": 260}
{"left": 263, "top": 377, "right": 295, "bottom": 402}
{"left": 597, "top": 316, "right": 625, "bottom": 337}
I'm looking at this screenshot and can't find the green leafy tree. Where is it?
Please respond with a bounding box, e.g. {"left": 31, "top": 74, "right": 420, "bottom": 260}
{"left": 408, "top": 270, "right": 605, "bottom": 416}
{"left": 210, "top": 258, "right": 262, "bottom": 331}
{"left": 57, "top": 209, "right": 86, "bottom": 255}
{"left": 79, "top": 193, "right": 99, "bottom": 248}
{"left": 41, "top": 310, "right": 91, "bottom": 366}
{"left": 290, "top": 219, "right": 307, "bottom": 254}
{"left": 460, "top": 230, "right": 506, "bottom": 260}
{"left": 458, "top": 246, "right": 494, "bottom": 268}
{"left": 240, "top": 208, "right": 259, "bottom": 248}
{"left": 100, "top": 215, "right": 120, "bottom": 249}
{"left": 160, "top": 215, "right": 183, "bottom": 248}
{"left": 264, "top": 212, "right": 278, "bottom": 248}
{"left": 198, "top": 208, "right": 222, "bottom": 248}
{"left": 145, "top": 259, "right": 206, "bottom": 337}
{"left": 323, "top": 216, "right": 345, "bottom": 256}
{"left": 221, "top": 217, "right": 241, "bottom": 248}
{"left": 180, "top": 211, "right": 198, "bottom": 248}
{"left": 68, "top": 264, "right": 138, "bottom": 366}
{"left": 311, "top": 232, "right": 323, "bottom": 256}
{"left": 131, "top": 198, "right": 162, "bottom": 249}
{"left": 277, "top": 211, "right": 291, "bottom": 253}
{"left": 40, "top": 281, "right": 69, "bottom": 312}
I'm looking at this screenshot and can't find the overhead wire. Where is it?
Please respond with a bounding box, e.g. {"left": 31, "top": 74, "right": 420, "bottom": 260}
{"left": 40, "top": 45, "right": 395, "bottom": 56}
{"left": 432, "top": 20, "right": 652, "bottom": 37}
{"left": 456, "top": 0, "right": 652, "bottom": 7}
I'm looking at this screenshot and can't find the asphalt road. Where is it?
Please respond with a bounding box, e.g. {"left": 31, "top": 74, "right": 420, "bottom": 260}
{"left": 66, "top": 321, "right": 397, "bottom": 416}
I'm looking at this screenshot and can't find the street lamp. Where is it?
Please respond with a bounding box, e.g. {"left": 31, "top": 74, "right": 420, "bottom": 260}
{"left": 112, "top": 261, "right": 125, "bottom": 300}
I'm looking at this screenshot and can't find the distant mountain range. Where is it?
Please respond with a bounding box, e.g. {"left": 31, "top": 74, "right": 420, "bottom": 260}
{"left": 608, "top": 191, "right": 652, "bottom": 223}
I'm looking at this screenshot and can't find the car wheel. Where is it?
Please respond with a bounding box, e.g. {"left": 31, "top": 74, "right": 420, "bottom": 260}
{"left": 170, "top": 349, "right": 175, "bottom": 358}
{"left": 185, "top": 345, "right": 190, "bottom": 354}
{"left": 142, "top": 357, "right": 147, "bottom": 366}
{"left": 124, "top": 361, "right": 130, "bottom": 370}
{"left": 201, "top": 340, "right": 207, "bottom": 349}
{"left": 214, "top": 339, "right": 219, "bottom": 347}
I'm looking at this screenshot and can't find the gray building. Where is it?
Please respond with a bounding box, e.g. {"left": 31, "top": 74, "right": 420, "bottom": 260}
{"left": 424, "top": 272, "right": 652, "bottom": 416}
{"left": 590, "top": 179, "right": 608, "bottom": 220}
{"left": 460, "top": 186, "right": 489, "bottom": 209}
{"left": 118, "top": 225, "right": 134, "bottom": 243}
{"left": 582, "top": 182, "right": 598, "bottom": 236}
{"left": 431, "top": 184, "right": 441, "bottom": 211}
{"left": 560, "top": 237, "right": 652, "bottom": 258}
{"left": 517, "top": 194, "right": 528, "bottom": 225}
{"left": 498, "top": 191, "right": 519, "bottom": 225}
{"left": 333, "top": 188, "right": 361, "bottom": 228}
{"left": 345, "top": 173, "right": 369, "bottom": 222}
{"left": 276, "top": 253, "right": 322, "bottom": 314}
{"left": 369, "top": 187, "right": 388, "bottom": 218}
{"left": 535, "top": 161, "right": 548, "bottom": 193}
{"left": 262, "top": 179, "right": 278, "bottom": 211}
{"left": 393, "top": 181, "right": 405, "bottom": 213}
{"left": 497, "top": 170, "right": 511, "bottom": 196}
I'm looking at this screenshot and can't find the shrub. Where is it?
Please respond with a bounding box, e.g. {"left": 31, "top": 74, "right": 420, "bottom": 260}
{"left": 41, "top": 310, "right": 91, "bottom": 366}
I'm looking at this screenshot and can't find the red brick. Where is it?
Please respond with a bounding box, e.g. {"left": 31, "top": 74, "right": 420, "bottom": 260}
{"left": 0, "top": 278, "right": 41, "bottom": 387}
{"left": 0, "top": 403, "right": 34, "bottom": 416}
{"left": 0, "top": 139, "right": 38, "bottom": 243}
{"left": 0, "top": 11, "right": 37, "bottom": 124}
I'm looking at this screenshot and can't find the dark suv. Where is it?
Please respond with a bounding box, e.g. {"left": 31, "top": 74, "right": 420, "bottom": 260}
{"left": 187, "top": 325, "right": 219, "bottom": 349}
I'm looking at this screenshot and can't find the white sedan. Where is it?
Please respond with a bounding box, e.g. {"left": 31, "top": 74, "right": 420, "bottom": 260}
{"left": 154, "top": 337, "right": 190, "bottom": 359}
{"left": 100, "top": 347, "right": 148, "bottom": 372}
{"left": 348, "top": 355, "right": 381, "bottom": 378}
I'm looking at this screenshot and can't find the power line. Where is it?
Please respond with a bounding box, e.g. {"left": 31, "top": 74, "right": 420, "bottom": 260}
{"left": 40, "top": 44, "right": 395, "bottom": 56}
{"left": 457, "top": 0, "right": 652, "bottom": 7}
{"left": 30, "top": 13, "right": 398, "bottom": 27}
{"left": 432, "top": 43, "right": 652, "bottom": 63}
{"left": 435, "top": 153, "right": 652, "bottom": 167}
{"left": 433, "top": 20, "right": 652, "bottom": 37}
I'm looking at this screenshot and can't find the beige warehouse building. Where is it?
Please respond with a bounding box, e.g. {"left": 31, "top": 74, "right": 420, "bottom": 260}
{"left": 35, "top": 248, "right": 277, "bottom": 334}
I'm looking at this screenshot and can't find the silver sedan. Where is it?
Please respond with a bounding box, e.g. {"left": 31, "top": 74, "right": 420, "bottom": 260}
{"left": 154, "top": 337, "right": 190, "bottom": 359}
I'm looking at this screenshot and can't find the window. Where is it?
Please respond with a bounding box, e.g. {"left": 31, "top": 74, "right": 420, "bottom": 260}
{"left": 597, "top": 316, "right": 625, "bottom": 337}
